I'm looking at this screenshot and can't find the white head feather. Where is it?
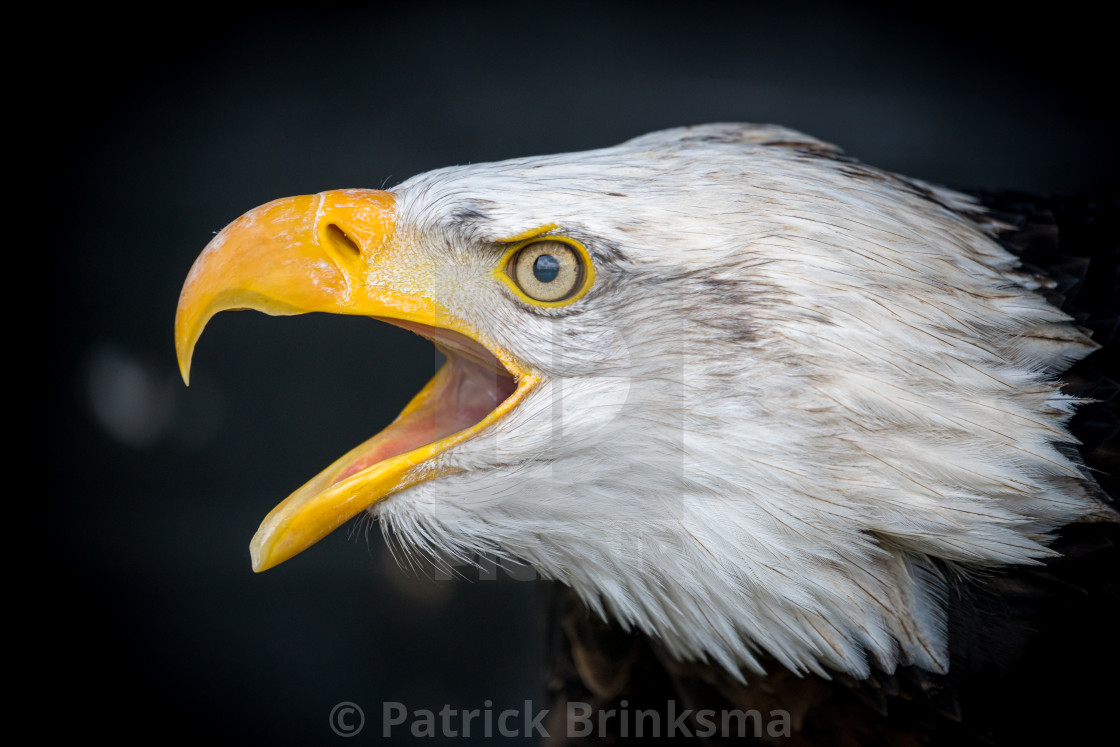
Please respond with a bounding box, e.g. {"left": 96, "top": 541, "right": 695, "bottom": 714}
{"left": 372, "top": 124, "right": 1100, "bottom": 680}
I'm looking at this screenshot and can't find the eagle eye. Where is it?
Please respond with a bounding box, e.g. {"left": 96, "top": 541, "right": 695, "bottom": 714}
{"left": 508, "top": 240, "right": 586, "bottom": 303}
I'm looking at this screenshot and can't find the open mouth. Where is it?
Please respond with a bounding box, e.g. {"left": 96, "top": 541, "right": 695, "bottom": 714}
{"left": 173, "top": 188, "right": 540, "bottom": 572}
{"left": 329, "top": 320, "right": 519, "bottom": 488}
{"left": 243, "top": 320, "right": 532, "bottom": 573}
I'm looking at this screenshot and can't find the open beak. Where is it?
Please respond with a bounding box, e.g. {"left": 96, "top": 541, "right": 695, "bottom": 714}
{"left": 176, "top": 189, "right": 535, "bottom": 572}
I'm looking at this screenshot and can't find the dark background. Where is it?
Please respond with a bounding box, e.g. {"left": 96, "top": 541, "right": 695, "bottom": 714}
{"left": 44, "top": 2, "right": 1115, "bottom": 743}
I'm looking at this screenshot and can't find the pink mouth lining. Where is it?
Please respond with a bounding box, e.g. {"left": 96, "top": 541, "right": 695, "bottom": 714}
{"left": 332, "top": 320, "right": 519, "bottom": 485}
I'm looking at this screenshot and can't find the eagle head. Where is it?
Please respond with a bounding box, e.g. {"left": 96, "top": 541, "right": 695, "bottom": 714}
{"left": 176, "top": 124, "right": 1102, "bottom": 681}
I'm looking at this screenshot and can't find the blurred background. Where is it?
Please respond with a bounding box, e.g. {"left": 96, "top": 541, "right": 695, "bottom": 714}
{"left": 44, "top": 1, "right": 1115, "bottom": 743}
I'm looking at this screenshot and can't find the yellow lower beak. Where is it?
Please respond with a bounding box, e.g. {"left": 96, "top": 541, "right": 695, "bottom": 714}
{"left": 175, "top": 190, "right": 535, "bottom": 572}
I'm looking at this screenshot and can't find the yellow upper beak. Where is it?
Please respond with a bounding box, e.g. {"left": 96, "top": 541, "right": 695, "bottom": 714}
{"left": 176, "top": 189, "right": 534, "bottom": 572}
{"left": 177, "top": 189, "right": 437, "bottom": 383}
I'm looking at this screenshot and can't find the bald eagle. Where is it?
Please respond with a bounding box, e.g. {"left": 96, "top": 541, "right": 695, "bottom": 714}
{"left": 177, "top": 124, "right": 1117, "bottom": 744}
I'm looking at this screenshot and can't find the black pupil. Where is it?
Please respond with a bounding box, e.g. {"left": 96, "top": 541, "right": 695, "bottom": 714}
{"left": 533, "top": 254, "right": 561, "bottom": 283}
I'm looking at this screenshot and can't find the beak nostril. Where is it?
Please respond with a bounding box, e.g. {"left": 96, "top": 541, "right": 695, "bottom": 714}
{"left": 325, "top": 223, "right": 361, "bottom": 257}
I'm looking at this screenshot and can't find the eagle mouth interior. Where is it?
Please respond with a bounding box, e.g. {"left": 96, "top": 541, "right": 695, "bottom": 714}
{"left": 329, "top": 318, "right": 519, "bottom": 487}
